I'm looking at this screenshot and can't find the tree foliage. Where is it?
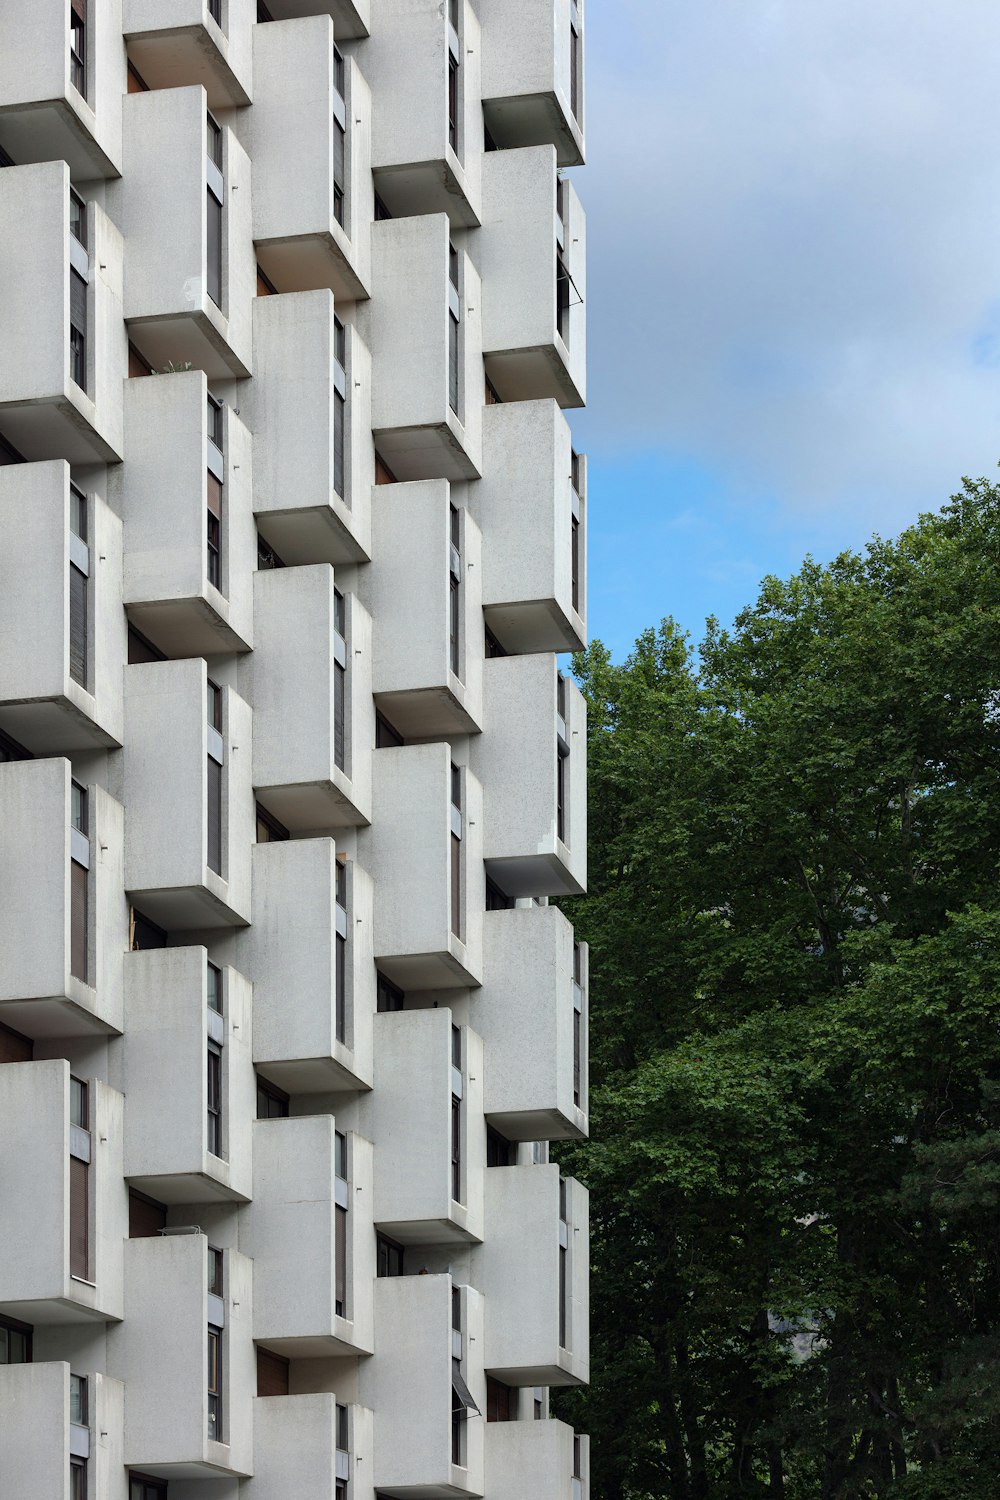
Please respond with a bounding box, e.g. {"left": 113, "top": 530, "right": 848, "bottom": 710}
{"left": 556, "top": 478, "right": 1000, "bottom": 1497}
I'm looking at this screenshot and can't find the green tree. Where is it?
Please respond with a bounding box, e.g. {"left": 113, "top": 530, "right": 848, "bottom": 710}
{"left": 557, "top": 478, "right": 1000, "bottom": 1497}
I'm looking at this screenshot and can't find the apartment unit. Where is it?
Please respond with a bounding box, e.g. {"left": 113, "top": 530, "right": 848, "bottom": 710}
{"left": 0, "top": 2, "right": 589, "bottom": 1498}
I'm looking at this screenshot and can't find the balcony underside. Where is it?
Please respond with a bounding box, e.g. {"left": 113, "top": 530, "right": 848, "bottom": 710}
{"left": 256, "top": 229, "right": 369, "bottom": 300}
{"left": 125, "top": 597, "right": 251, "bottom": 658}
{"left": 373, "top": 159, "right": 480, "bottom": 229}
{"left": 125, "top": 310, "right": 250, "bottom": 380}
{"left": 255, "top": 776, "right": 370, "bottom": 833}
{"left": 0, "top": 393, "right": 120, "bottom": 464}
{"left": 483, "top": 598, "right": 585, "bottom": 656}
{"left": 0, "top": 992, "right": 120, "bottom": 1041}
{"left": 0, "top": 696, "right": 120, "bottom": 756}
{"left": 483, "top": 92, "right": 584, "bottom": 168}
{"left": 0, "top": 98, "right": 120, "bottom": 179}
{"left": 484, "top": 344, "right": 583, "bottom": 409}
{"left": 256, "top": 503, "right": 370, "bottom": 567}
{"left": 373, "top": 420, "right": 480, "bottom": 484}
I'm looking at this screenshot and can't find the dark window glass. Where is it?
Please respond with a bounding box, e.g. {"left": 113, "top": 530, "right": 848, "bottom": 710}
{"left": 207, "top": 1043, "right": 222, "bottom": 1156}
{"left": 486, "top": 1377, "right": 515, "bottom": 1422}
{"left": 374, "top": 191, "right": 392, "bottom": 222}
{"left": 257, "top": 533, "right": 286, "bottom": 570}
{"left": 557, "top": 743, "right": 568, "bottom": 843}
{"left": 375, "top": 711, "right": 403, "bottom": 749}
{"left": 207, "top": 394, "right": 223, "bottom": 448}
{"left": 127, "top": 626, "right": 165, "bottom": 664}
{"left": 557, "top": 251, "right": 571, "bottom": 344}
{"left": 573, "top": 1005, "right": 582, "bottom": 1106}
{"left": 450, "top": 833, "right": 462, "bottom": 938}
{"left": 206, "top": 113, "right": 223, "bottom": 169}
{"left": 336, "top": 1401, "right": 349, "bottom": 1452}
{"left": 333, "top": 119, "right": 346, "bottom": 228}
{"left": 256, "top": 1347, "right": 289, "bottom": 1397}
{"left": 448, "top": 53, "right": 459, "bottom": 152}
{"left": 128, "top": 1190, "right": 166, "bottom": 1239}
{"left": 335, "top": 1129, "right": 347, "bottom": 1180}
{"left": 208, "top": 1245, "right": 223, "bottom": 1297}
{"left": 207, "top": 190, "right": 222, "bottom": 307}
{"left": 485, "top": 876, "right": 513, "bottom": 911}
{"left": 559, "top": 1244, "right": 568, "bottom": 1347}
{"left": 256, "top": 0, "right": 274, "bottom": 17}
{"left": 451, "top": 763, "right": 462, "bottom": 812}
{"left": 257, "top": 1077, "right": 289, "bottom": 1119}
{"left": 0, "top": 726, "right": 30, "bottom": 762}
{"left": 333, "top": 44, "right": 345, "bottom": 96}
{"left": 451, "top": 1094, "right": 461, "bottom": 1201}
{"left": 207, "top": 756, "right": 223, "bottom": 875}
{"left": 484, "top": 626, "right": 507, "bottom": 659}
{"left": 335, "top": 931, "right": 347, "bottom": 1045}
{"left": 376, "top": 1233, "right": 404, "bottom": 1277}
{"left": 207, "top": 960, "right": 222, "bottom": 1015}
{"left": 129, "top": 906, "right": 167, "bottom": 951}
{"left": 207, "top": 1325, "right": 222, "bottom": 1440}
{"left": 452, "top": 1023, "right": 461, "bottom": 1070}
{"left": 70, "top": 269, "right": 87, "bottom": 390}
{"left": 335, "top": 1203, "right": 347, "bottom": 1317}
{"left": 255, "top": 803, "right": 289, "bottom": 843}
{"left": 72, "top": 781, "right": 87, "bottom": 835}
{"left": 70, "top": 1458, "right": 86, "bottom": 1500}
{"left": 69, "top": 563, "right": 88, "bottom": 688}
{"left": 70, "top": 1154, "right": 89, "bottom": 1279}
{"left": 129, "top": 1478, "right": 168, "bottom": 1500}
{"left": 486, "top": 1127, "right": 515, "bottom": 1167}
{"left": 71, "top": 858, "right": 88, "bottom": 982}
{"left": 570, "top": 14, "right": 581, "bottom": 121}
{"left": 334, "top": 387, "right": 345, "bottom": 498}
{"left": 449, "top": 311, "right": 459, "bottom": 414}
{"left": 207, "top": 484, "right": 222, "bottom": 589}
{"left": 70, "top": 1373, "right": 87, "bottom": 1425}
{"left": 571, "top": 512, "right": 581, "bottom": 612}
{"left": 376, "top": 973, "right": 404, "bottom": 1013}
{"left": 208, "top": 0, "right": 221, "bottom": 22}
{"left": 334, "top": 315, "right": 346, "bottom": 369}
{"left": 0, "top": 1315, "right": 32, "bottom": 1365}
{"left": 0, "top": 1021, "right": 32, "bottom": 1064}
{"left": 70, "top": 0, "right": 87, "bottom": 97}
{"left": 70, "top": 482, "right": 87, "bottom": 540}
{"left": 334, "top": 660, "right": 346, "bottom": 772}
{"left": 207, "top": 679, "right": 222, "bottom": 732}
{"left": 449, "top": 576, "right": 460, "bottom": 676}
{"left": 70, "top": 189, "right": 86, "bottom": 246}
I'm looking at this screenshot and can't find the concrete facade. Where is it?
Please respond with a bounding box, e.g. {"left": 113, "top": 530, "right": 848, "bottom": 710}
{"left": 0, "top": 1, "right": 590, "bottom": 1495}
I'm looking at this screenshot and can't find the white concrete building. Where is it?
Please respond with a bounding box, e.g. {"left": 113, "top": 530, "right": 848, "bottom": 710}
{"left": 0, "top": 2, "right": 590, "bottom": 1497}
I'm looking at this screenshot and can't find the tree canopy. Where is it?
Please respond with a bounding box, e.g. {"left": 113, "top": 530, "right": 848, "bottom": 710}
{"left": 557, "top": 477, "right": 1000, "bottom": 1498}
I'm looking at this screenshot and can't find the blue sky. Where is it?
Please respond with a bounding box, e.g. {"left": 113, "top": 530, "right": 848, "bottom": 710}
{"left": 569, "top": 1, "right": 1000, "bottom": 661}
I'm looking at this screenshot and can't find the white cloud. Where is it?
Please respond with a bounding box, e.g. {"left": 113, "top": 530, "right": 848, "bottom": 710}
{"left": 576, "top": 0, "right": 1000, "bottom": 526}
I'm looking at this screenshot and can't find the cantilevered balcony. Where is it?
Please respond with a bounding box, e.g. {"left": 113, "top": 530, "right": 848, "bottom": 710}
{"left": 244, "top": 838, "right": 375, "bottom": 1093}
{"left": 478, "top": 0, "right": 585, "bottom": 165}
{"left": 124, "top": 0, "right": 253, "bottom": 107}
{"left": 367, "top": 216, "right": 482, "bottom": 481}
{"left": 480, "top": 148, "right": 585, "bottom": 408}
{"left": 260, "top": 0, "right": 369, "bottom": 35}
{"left": 373, "top": 1008, "right": 484, "bottom": 1245}
{"left": 0, "top": 163, "right": 124, "bottom": 463}
{"left": 123, "top": 947, "right": 254, "bottom": 1203}
{"left": 252, "top": 16, "right": 371, "bottom": 297}
{"left": 364, "top": 745, "right": 483, "bottom": 990}
{"left": 124, "top": 661, "right": 253, "bottom": 929}
{"left": 247, "top": 1395, "right": 375, "bottom": 1499}
{"left": 0, "top": 1365, "right": 125, "bottom": 1496}
{"left": 0, "top": 758, "right": 125, "bottom": 1040}
{"left": 0, "top": 461, "right": 124, "bottom": 754}
{"left": 485, "top": 1420, "right": 590, "bottom": 1500}
{"left": 478, "top": 400, "right": 585, "bottom": 653}
{"left": 366, "top": 0, "right": 482, "bottom": 225}
{"left": 0, "top": 0, "right": 125, "bottom": 177}
{"left": 478, "top": 906, "right": 587, "bottom": 1141}
{"left": 366, "top": 483, "right": 482, "bottom": 737}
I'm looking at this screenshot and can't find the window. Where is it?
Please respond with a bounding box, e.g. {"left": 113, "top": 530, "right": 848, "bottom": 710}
{"left": 448, "top": 248, "right": 460, "bottom": 415}
{"left": 449, "top": 504, "right": 461, "bottom": 677}
{"left": 376, "top": 1233, "right": 404, "bottom": 1277}
{"left": 70, "top": 1457, "right": 86, "bottom": 1500}
{"left": 129, "top": 1478, "right": 167, "bottom": 1500}
{"left": 69, "top": 1077, "right": 90, "bottom": 1280}
{"left": 485, "top": 373, "right": 502, "bottom": 404}
{"left": 207, "top": 392, "right": 223, "bottom": 448}
{"left": 557, "top": 249, "right": 571, "bottom": 345}
{"left": 335, "top": 857, "right": 347, "bottom": 1045}
{"left": 207, "top": 1325, "right": 223, "bottom": 1441}
{"left": 70, "top": 189, "right": 86, "bottom": 246}
{"left": 570, "top": 0, "right": 582, "bottom": 121}
{"left": 257, "top": 532, "right": 285, "bottom": 570}
{"left": 257, "top": 0, "right": 274, "bottom": 17}
{"left": 559, "top": 1178, "right": 569, "bottom": 1349}
{"left": 207, "top": 678, "right": 222, "bottom": 732}
{"left": 335, "top": 1200, "right": 347, "bottom": 1317}
{"left": 206, "top": 114, "right": 223, "bottom": 308}
{"left": 375, "top": 711, "right": 403, "bottom": 749}
{"left": 0, "top": 1314, "right": 31, "bottom": 1364}
{"left": 70, "top": 0, "right": 87, "bottom": 97}
{"left": 486, "top": 1378, "right": 515, "bottom": 1422}
{"left": 333, "top": 46, "right": 346, "bottom": 229}
{"left": 486, "top": 1127, "right": 515, "bottom": 1167}
{"left": 0, "top": 1020, "right": 32, "bottom": 1064}
{"left": 334, "top": 586, "right": 347, "bottom": 773}
{"left": 448, "top": 54, "right": 459, "bottom": 152}
{"left": 69, "top": 483, "right": 88, "bottom": 689}
{"left": 451, "top": 1093, "right": 462, "bottom": 1203}
{"left": 128, "top": 341, "right": 153, "bottom": 377}
{"left": 129, "top": 905, "right": 167, "bottom": 951}
{"left": 0, "top": 725, "right": 30, "bottom": 763}
{"left": 207, "top": 754, "right": 222, "bottom": 875}
{"left": 451, "top": 1359, "right": 479, "bottom": 1466}
{"left": 70, "top": 1373, "right": 87, "bottom": 1426}
{"left": 128, "top": 1189, "right": 166, "bottom": 1239}
{"left": 484, "top": 626, "right": 508, "bottom": 659}
{"left": 256, "top": 1347, "right": 289, "bottom": 1397}
{"left": 485, "top": 876, "right": 513, "bottom": 911}
{"left": 208, "top": 0, "right": 221, "bottom": 22}
{"left": 256, "top": 803, "right": 289, "bottom": 843}
{"left": 70, "top": 783, "right": 89, "bottom": 983}
{"left": 557, "top": 675, "right": 569, "bottom": 843}
{"left": 70, "top": 268, "right": 87, "bottom": 391}
{"left": 333, "top": 317, "right": 346, "bottom": 499}
{"left": 336, "top": 1401, "right": 349, "bottom": 1455}
{"left": 256, "top": 263, "right": 278, "bottom": 296}
{"left": 374, "top": 190, "right": 392, "bottom": 222}
{"left": 257, "top": 1076, "right": 289, "bottom": 1119}
{"left": 126, "top": 61, "right": 149, "bottom": 93}
{"left": 450, "top": 763, "right": 463, "bottom": 940}
{"left": 208, "top": 1245, "right": 223, "bottom": 1297}
{"left": 534, "top": 1389, "right": 544, "bottom": 1420}
{"left": 127, "top": 625, "right": 164, "bottom": 664}
{"left": 207, "top": 960, "right": 222, "bottom": 1015}
{"left": 207, "top": 475, "right": 222, "bottom": 589}
{"left": 207, "top": 1042, "right": 223, "bottom": 1157}
{"left": 376, "top": 973, "right": 404, "bottom": 1013}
